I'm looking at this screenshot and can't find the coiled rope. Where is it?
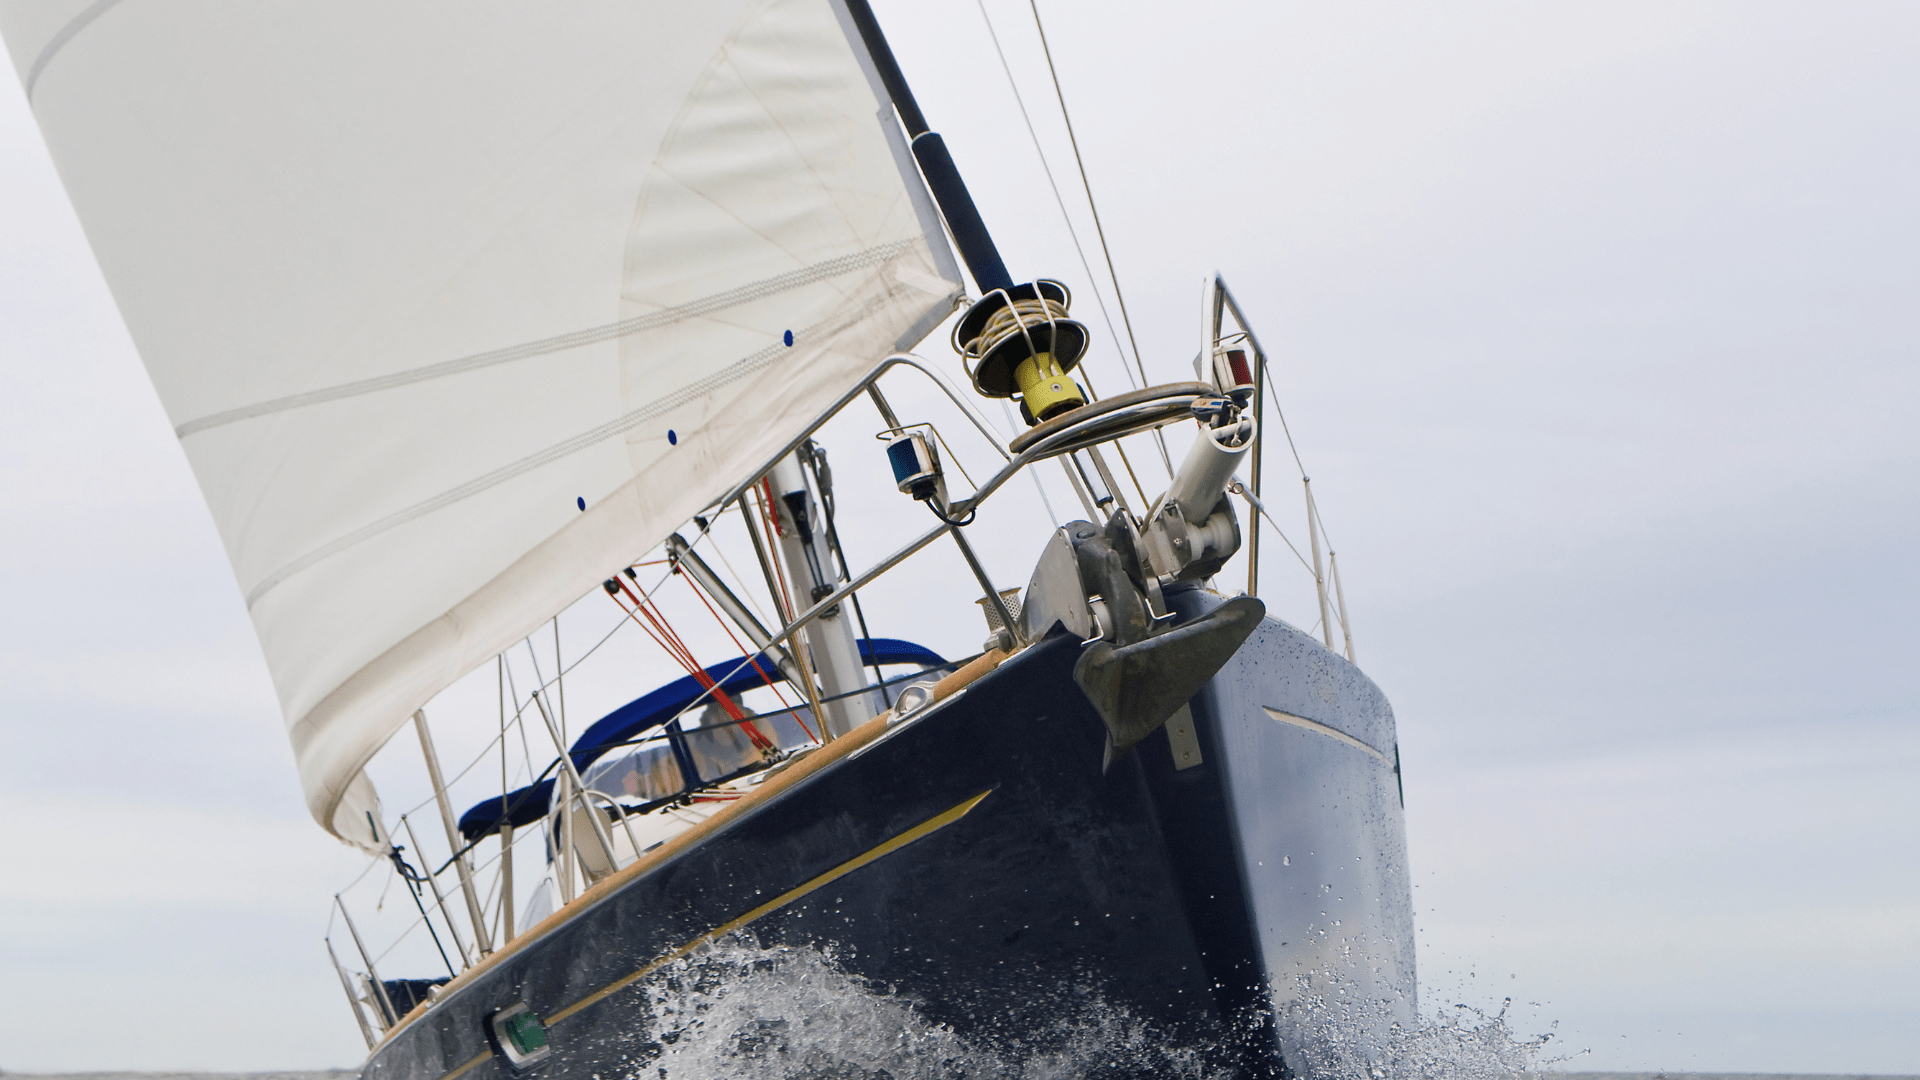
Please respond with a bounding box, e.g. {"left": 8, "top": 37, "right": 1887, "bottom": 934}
{"left": 953, "top": 293, "right": 1073, "bottom": 365}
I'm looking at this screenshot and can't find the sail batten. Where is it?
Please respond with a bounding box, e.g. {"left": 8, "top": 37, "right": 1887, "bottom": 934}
{"left": 2, "top": 0, "right": 961, "bottom": 847}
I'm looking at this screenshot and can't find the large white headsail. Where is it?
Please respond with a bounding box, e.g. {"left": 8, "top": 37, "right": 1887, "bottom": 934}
{"left": 3, "top": 0, "right": 963, "bottom": 848}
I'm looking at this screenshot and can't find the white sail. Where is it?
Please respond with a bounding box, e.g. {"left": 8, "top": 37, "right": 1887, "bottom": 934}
{"left": 2, "top": 0, "right": 962, "bottom": 848}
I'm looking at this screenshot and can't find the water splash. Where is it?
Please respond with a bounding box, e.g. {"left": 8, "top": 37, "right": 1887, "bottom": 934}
{"left": 1388, "top": 1000, "right": 1563, "bottom": 1080}
{"left": 1275, "top": 955, "right": 1564, "bottom": 1080}
{"left": 617, "top": 937, "right": 1219, "bottom": 1080}
{"left": 597, "top": 937, "right": 1557, "bottom": 1080}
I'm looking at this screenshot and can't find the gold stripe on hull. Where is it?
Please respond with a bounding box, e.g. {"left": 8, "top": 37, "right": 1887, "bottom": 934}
{"left": 432, "top": 788, "right": 994, "bottom": 1080}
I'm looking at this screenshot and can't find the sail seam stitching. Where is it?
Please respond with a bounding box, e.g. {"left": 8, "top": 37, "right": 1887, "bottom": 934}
{"left": 176, "top": 239, "right": 917, "bottom": 439}
{"left": 243, "top": 291, "right": 898, "bottom": 610}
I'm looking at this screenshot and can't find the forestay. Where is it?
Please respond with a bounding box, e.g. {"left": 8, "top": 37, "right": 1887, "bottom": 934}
{"left": 2, "top": 0, "right": 962, "bottom": 848}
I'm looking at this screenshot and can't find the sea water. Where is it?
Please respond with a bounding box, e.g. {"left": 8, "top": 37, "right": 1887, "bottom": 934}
{"left": 611, "top": 937, "right": 1556, "bottom": 1080}
{"left": 0, "top": 941, "right": 1566, "bottom": 1080}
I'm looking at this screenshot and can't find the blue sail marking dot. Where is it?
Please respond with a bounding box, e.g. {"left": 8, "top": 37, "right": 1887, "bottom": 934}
{"left": 668, "top": 429, "right": 678, "bottom": 445}
{"left": 576, "top": 497, "right": 585, "bottom": 511}
{"left": 783, "top": 330, "right": 794, "bottom": 346}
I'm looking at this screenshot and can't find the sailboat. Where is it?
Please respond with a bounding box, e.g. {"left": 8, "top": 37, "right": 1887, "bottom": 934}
{"left": 4, "top": 1, "right": 1413, "bottom": 1076}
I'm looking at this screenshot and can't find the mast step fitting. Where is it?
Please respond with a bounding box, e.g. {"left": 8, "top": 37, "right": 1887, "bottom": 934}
{"left": 952, "top": 280, "right": 1089, "bottom": 413}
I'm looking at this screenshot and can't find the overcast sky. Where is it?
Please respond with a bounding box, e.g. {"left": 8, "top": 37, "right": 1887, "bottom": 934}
{"left": 2, "top": 1, "right": 1916, "bottom": 1074}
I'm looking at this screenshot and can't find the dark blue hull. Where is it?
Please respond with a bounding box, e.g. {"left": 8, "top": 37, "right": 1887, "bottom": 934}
{"left": 364, "top": 592, "right": 1412, "bottom": 1079}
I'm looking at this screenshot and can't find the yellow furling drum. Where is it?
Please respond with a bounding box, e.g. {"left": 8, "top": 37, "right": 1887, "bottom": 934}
{"left": 951, "top": 279, "right": 1091, "bottom": 426}
{"left": 1013, "top": 352, "right": 1087, "bottom": 421}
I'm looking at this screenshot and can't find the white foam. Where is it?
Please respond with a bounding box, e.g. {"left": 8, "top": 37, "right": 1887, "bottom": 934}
{"left": 591, "top": 936, "right": 1557, "bottom": 1079}
{"left": 1277, "top": 957, "right": 1564, "bottom": 1080}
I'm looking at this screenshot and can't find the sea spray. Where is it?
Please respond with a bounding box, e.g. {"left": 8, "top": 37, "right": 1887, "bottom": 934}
{"left": 1387, "top": 1001, "right": 1564, "bottom": 1080}
{"left": 1277, "top": 961, "right": 1558, "bottom": 1080}
{"left": 622, "top": 937, "right": 1219, "bottom": 1079}
{"left": 601, "top": 936, "right": 1554, "bottom": 1080}
{"left": 1270, "top": 935, "right": 1564, "bottom": 1080}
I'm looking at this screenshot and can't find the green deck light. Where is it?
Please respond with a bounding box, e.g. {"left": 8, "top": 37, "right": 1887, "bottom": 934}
{"left": 504, "top": 1011, "right": 548, "bottom": 1054}
{"left": 488, "top": 1003, "right": 553, "bottom": 1069}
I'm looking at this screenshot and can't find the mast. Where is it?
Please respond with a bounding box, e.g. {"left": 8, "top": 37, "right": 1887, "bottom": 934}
{"left": 841, "top": 0, "right": 1012, "bottom": 293}
{"left": 766, "top": 452, "right": 884, "bottom": 736}
{"left": 842, "top": 0, "right": 1093, "bottom": 430}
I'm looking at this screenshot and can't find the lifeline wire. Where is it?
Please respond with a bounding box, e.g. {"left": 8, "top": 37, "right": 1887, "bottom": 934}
{"left": 609, "top": 574, "right": 780, "bottom": 750}
{"left": 351, "top": 570, "right": 689, "bottom": 966}
{"left": 390, "top": 546, "right": 688, "bottom": 822}
{"left": 679, "top": 561, "right": 806, "bottom": 726}
{"left": 1234, "top": 480, "right": 1318, "bottom": 578}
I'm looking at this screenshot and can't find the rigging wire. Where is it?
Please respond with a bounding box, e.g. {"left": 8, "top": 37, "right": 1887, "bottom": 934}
{"left": 680, "top": 570, "right": 797, "bottom": 725}
{"left": 501, "top": 651, "right": 536, "bottom": 795}
{"left": 627, "top": 577, "right": 775, "bottom": 750}
{"left": 553, "top": 617, "right": 566, "bottom": 744}
{"left": 675, "top": 571, "right": 816, "bottom": 745}
{"left": 1234, "top": 480, "right": 1318, "bottom": 577}
{"left": 1262, "top": 363, "right": 1314, "bottom": 482}
{"left": 969, "top": 6, "right": 1124, "bottom": 381}
{"left": 982, "top": 0, "right": 1351, "bottom": 621}
{"left": 701, "top": 505, "right": 779, "bottom": 628}
{"left": 349, "top": 532, "right": 742, "bottom": 959}
{"left": 998, "top": 399, "right": 1061, "bottom": 526}
{"left": 753, "top": 480, "right": 798, "bottom": 623}
{"left": 373, "top": 859, "right": 397, "bottom": 913}
{"left": 974, "top": 0, "right": 1174, "bottom": 478}
{"left": 332, "top": 850, "right": 385, "bottom": 903}
{"left": 506, "top": 529, "right": 699, "bottom": 729}
{"left": 1248, "top": 356, "right": 1353, "bottom": 609}
{"left": 396, "top": 547, "right": 696, "bottom": 821}
{"left": 1023, "top": 0, "right": 1167, "bottom": 473}
{"left": 487, "top": 538, "right": 787, "bottom": 807}
{"left": 607, "top": 576, "right": 774, "bottom": 751}
{"left": 802, "top": 444, "right": 893, "bottom": 709}
{"left": 1109, "top": 435, "right": 1152, "bottom": 512}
